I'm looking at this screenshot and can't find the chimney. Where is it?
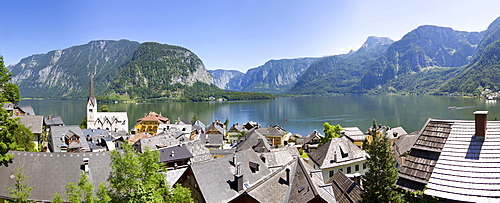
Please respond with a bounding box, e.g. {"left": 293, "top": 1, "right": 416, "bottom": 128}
{"left": 474, "top": 111, "right": 488, "bottom": 137}
{"left": 232, "top": 154, "right": 237, "bottom": 166}
{"left": 83, "top": 158, "right": 89, "bottom": 173}
{"left": 234, "top": 162, "right": 243, "bottom": 191}
{"left": 285, "top": 167, "right": 290, "bottom": 185}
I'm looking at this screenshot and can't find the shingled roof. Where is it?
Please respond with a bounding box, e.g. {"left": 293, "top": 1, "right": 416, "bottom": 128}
{"left": 327, "top": 171, "right": 363, "bottom": 203}
{"left": 0, "top": 151, "right": 111, "bottom": 202}
{"left": 17, "top": 115, "right": 44, "bottom": 134}
{"left": 285, "top": 158, "right": 337, "bottom": 202}
{"left": 308, "top": 136, "right": 367, "bottom": 170}
{"left": 233, "top": 129, "right": 272, "bottom": 153}
{"left": 397, "top": 115, "right": 500, "bottom": 202}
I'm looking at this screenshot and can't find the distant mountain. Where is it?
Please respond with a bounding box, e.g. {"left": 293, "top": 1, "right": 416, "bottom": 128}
{"left": 8, "top": 40, "right": 213, "bottom": 100}
{"left": 9, "top": 40, "right": 140, "bottom": 99}
{"left": 290, "top": 36, "right": 393, "bottom": 94}
{"left": 357, "top": 25, "right": 482, "bottom": 91}
{"left": 209, "top": 69, "right": 244, "bottom": 90}
{"left": 212, "top": 57, "right": 319, "bottom": 94}
{"left": 439, "top": 16, "right": 500, "bottom": 94}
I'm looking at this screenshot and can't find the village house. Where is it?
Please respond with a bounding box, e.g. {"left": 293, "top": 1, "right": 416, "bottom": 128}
{"left": 341, "top": 127, "right": 366, "bottom": 147}
{"left": 255, "top": 125, "right": 290, "bottom": 147}
{"left": 156, "top": 119, "right": 192, "bottom": 136}
{"left": 308, "top": 136, "right": 368, "bottom": 183}
{"left": 396, "top": 111, "right": 500, "bottom": 202}
{"left": 296, "top": 130, "right": 324, "bottom": 152}
{"left": 226, "top": 123, "right": 247, "bottom": 144}
{"left": 15, "top": 115, "right": 44, "bottom": 148}
{"left": 134, "top": 111, "right": 170, "bottom": 135}
{"left": 232, "top": 129, "right": 272, "bottom": 153}
{"left": 49, "top": 125, "right": 91, "bottom": 153}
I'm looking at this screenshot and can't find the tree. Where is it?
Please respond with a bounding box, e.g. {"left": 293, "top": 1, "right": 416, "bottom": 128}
{"left": 361, "top": 119, "right": 400, "bottom": 203}
{"left": 191, "top": 114, "right": 199, "bottom": 124}
{"left": 224, "top": 117, "right": 229, "bottom": 130}
{"left": 99, "top": 105, "right": 109, "bottom": 112}
{"left": 0, "top": 108, "right": 36, "bottom": 163}
{"left": 80, "top": 116, "right": 87, "bottom": 129}
{"left": 7, "top": 167, "right": 33, "bottom": 203}
{"left": 0, "top": 57, "right": 20, "bottom": 104}
{"left": 104, "top": 143, "right": 193, "bottom": 203}
{"left": 320, "top": 122, "right": 342, "bottom": 145}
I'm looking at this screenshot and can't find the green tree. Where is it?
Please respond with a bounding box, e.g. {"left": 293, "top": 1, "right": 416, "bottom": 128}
{"left": 0, "top": 107, "right": 36, "bottom": 163}
{"left": 361, "top": 119, "right": 400, "bottom": 203}
{"left": 224, "top": 117, "right": 229, "bottom": 130}
{"left": 7, "top": 168, "right": 33, "bottom": 203}
{"left": 51, "top": 193, "right": 65, "bottom": 203}
{"left": 99, "top": 105, "right": 109, "bottom": 112}
{"left": 105, "top": 143, "right": 193, "bottom": 203}
{"left": 320, "top": 122, "right": 342, "bottom": 145}
{"left": 0, "top": 57, "right": 20, "bottom": 104}
{"left": 191, "top": 114, "right": 199, "bottom": 124}
{"left": 80, "top": 116, "right": 87, "bottom": 129}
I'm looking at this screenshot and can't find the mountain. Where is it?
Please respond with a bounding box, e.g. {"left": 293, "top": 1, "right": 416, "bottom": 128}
{"left": 290, "top": 36, "right": 394, "bottom": 94}
{"left": 8, "top": 40, "right": 140, "bottom": 99}
{"left": 357, "top": 25, "right": 482, "bottom": 91}
{"left": 439, "top": 16, "right": 500, "bottom": 94}
{"left": 109, "top": 42, "right": 213, "bottom": 99}
{"left": 212, "top": 57, "right": 319, "bottom": 94}
{"left": 209, "top": 69, "right": 244, "bottom": 90}
{"left": 8, "top": 40, "right": 213, "bottom": 100}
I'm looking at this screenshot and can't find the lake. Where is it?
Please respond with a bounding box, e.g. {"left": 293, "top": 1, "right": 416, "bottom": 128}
{"left": 18, "top": 95, "right": 499, "bottom": 136}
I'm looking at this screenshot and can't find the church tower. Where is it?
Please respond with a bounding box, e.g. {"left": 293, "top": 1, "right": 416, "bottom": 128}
{"left": 87, "top": 71, "right": 97, "bottom": 129}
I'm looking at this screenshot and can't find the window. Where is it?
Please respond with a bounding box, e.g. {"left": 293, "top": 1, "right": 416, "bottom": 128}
{"left": 355, "top": 164, "right": 359, "bottom": 171}
{"left": 338, "top": 168, "right": 343, "bottom": 172}
{"left": 363, "top": 162, "right": 367, "bottom": 169}
{"left": 347, "top": 167, "right": 351, "bottom": 174}
{"left": 329, "top": 170, "right": 334, "bottom": 177}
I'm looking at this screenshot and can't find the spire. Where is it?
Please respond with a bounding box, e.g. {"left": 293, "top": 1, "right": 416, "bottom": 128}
{"left": 89, "top": 71, "right": 95, "bottom": 99}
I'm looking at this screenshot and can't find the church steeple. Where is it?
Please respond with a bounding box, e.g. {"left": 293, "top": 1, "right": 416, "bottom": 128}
{"left": 87, "top": 71, "right": 97, "bottom": 129}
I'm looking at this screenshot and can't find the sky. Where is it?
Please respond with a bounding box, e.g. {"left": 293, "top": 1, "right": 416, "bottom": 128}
{"left": 1, "top": 1, "right": 500, "bottom": 73}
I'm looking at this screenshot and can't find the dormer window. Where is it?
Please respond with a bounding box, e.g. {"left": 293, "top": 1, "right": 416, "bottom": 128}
{"left": 249, "top": 161, "right": 260, "bottom": 173}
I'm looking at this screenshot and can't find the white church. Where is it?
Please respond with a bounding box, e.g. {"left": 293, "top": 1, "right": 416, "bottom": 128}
{"left": 86, "top": 73, "right": 129, "bottom": 132}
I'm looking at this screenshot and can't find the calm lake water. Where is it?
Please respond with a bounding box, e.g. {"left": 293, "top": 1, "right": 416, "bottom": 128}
{"left": 18, "top": 95, "right": 500, "bottom": 136}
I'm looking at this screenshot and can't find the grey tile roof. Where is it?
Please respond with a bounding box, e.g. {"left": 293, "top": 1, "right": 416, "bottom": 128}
{"left": 260, "top": 147, "right": 299, "bottom": 169}
{"left": 327, "top": 171, "right": 363, "bottom": 203}
{"left": 2, "top": 102, "right": 14, "bottom": 110}
{"left": 342, "top": 127, "right": 366, "bottom": 141}
{"left": 183, "top": 140, "right": 212, "bottom": 163}
{"left": 16, "top": 115, "right": 44, "bottom": 134}
{"left": 393, "top": 131, "right": 419, "bottom": 157}
{"left": 165, "top": 167, "right": 187, "bottom": 187}
{"left": 50, "top": 125, "right": 90, "bottom": 152}
{"left": 0, "top": 151, "right": 111, "bottom": 202}
{"left": 44, "top": 116, "right": 64, "bottom": 126}
{"left": 134, "top": 134, "right": 180, "bottom": 153}
{"left": 308, "top": 136, "right": 368, "bottom": 170}
{"left": 255, "top": 126, "right": 286, "bottom": 137}
{"left": 190, "top": 148, "right": 271, "bottom": 203}
{"left": 233, "top": 129, "right": 272, "bottom": 153}
{"left": 285, "top": 158, "right": 336, "bottom": 203}
{"left": 300, "top": 130, "right": 324, "bottom": 144}
{"left": 159, "top": 145, "right": 193, "bottom": 163}
{"left": 209, "top": 148, "right": 236, "bottom": 156}
{"left": 16, "top": 105, "right": 36, "bottom": 115}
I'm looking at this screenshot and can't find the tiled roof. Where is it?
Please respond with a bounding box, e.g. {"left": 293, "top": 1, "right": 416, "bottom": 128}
{"left": 255, "top": 127, "right": 286, "bottom": 137}
{"left": 328, "top": 171, "right": 362, "bottom": 203}
{"left": 183, "top": 140, "right": 213, "bottom": 163}
{"left": 301, "top": 130, "right": 324, "bottom": 144}
{"left": 44, "top": 116, "right": 64, "bottom": 126}
{"left": 16, "top": 105, "right": 36, "bottom": 115}
{"left": 50, "top": 125, "right": 90, "bottom": 152}
{"left": 394, "top": 131, "right": 419, "bottom": 157}
{"left": 233, "top": 129, "right": 272, "bottom": 153}
{"left": 342, "top": 127, "right": 365, "bottom": 141}
{"left": 16, "top": 115, "right": 44, "bottom": 134}
{"left": 0, "top": 151, "right": 111, "bottom": 202}
{"left": 308, "top": 136, "right": 368, "bottom": 170}
{"left": 286, "top": 158, "right": 336, "bottom": 202}
{"left": 136, "top": 111, "right": 169, "bottom": 123}
{"left": 128, "top": 133, "right": 151, "bottom": 145}
{"left": 159, "top": 145, "right": 193, "bottom": 163}
{"left": 134, "top": 134, "right": 179, "bottom": 153}
{"left": 190, "top": 149, "right": 271, "bottom": 203}
{"left": 396, "top": 119, "right": 452, "bottom": 191}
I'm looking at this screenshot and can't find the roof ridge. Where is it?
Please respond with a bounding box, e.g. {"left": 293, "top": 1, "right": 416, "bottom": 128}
{"left": 244, "top": 157, "right": 297, "bottom": 193}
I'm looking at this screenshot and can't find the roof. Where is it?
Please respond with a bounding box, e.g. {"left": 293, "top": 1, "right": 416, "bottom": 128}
{"left": 394, "top": 131, "right": 420, "bottom": 157}
{"left": 209, "top": 148, "right": 236, "bottom": 156}
{"left": 190, "top": 148, "right": 271, "bottom": 203}
{"left": 396, "top": 118, "right": 500, "bottom": 202}
{"left": 396, "top": 119, "right": 452, "bottom": 191}
{"left": 255, "top": 126, "right": 286, "bottom": 137}
{"left": 136, "top": 111, "right": 169, "bottom": 123}
{"left": 342, "top": 127, "right": 366, "bottom": 141}
{"left": 2, "top": 102, "right": 14, "bottom": 110}
{"left": 165, "top": 167, "right": 187, "bottom": 187}
{"left": 128, "top": 133, "right": 152, "bottom": 145}
{"left": 50, "top": 125, "right": 90, "bottom": 152}
{"left": 285, "top": 158, "right": 336, "bottom": 202}
{"left": 44, "top": 116, "right": 64, "bottom": 126}
{"left": 228, "top": 123, "right": 246, "bottom": 132}
{"left": 308, "top": 136, "right": 367, "bottom": 170}
{"left": 233, "top": 129, "right": 272, "bottom": 153}
{"left": 16, "top": 115, "right": 44, "bottom": 134}
{"left": 260, "top": 147, "right": 299, "bottom": 169}
{"left": 134, "top": 134, "right": 180, "bottom": 153}
{"left": 16, "top": 105, "right": 36, "bottom": 115}
{"left": 159, "top": 145, "right": 193, "bottom": 163}
{"left": 0, "top": 151, "right": 111, "bottom": 202}
{"left": 327, "top": 171, "right": 363, "bottom": 203}
{"left": 300, "top": 130, "right": 324, "bottom": 144}
{"left": 183, "top": 140, "right": 212, "bottom": 163}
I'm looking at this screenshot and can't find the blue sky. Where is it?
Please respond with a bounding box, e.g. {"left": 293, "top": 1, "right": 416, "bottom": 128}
{"left": 1, "top": 1, "right": 499, "bottom": 72}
